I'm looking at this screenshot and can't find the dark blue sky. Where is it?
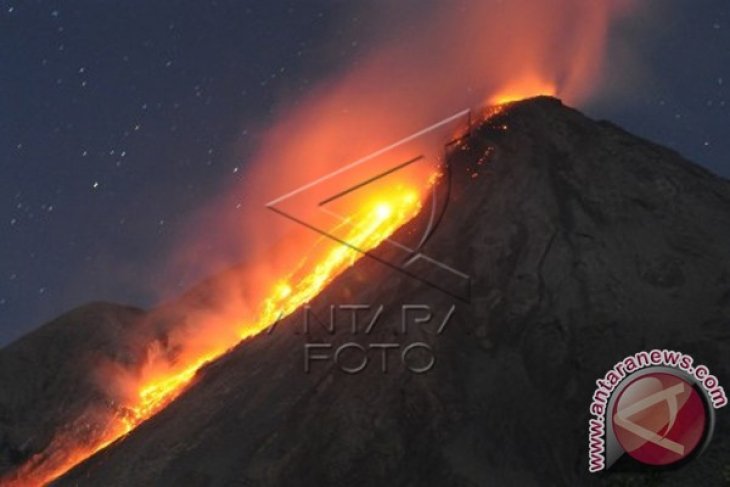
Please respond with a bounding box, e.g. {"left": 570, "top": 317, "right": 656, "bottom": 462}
{"left": 0, "top": 1, "right": 728, "bottom": 345}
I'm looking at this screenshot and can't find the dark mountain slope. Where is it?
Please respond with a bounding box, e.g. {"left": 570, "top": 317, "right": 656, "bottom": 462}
{"left": 0, "top": 303, "right": 145, "bottom": 473}
{"left": 51, "top": 97, "right": 730, "bottom": 486}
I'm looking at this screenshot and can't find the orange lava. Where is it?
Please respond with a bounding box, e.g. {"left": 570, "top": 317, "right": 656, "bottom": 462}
{"left": 2, "top": 184, "right": 427, "bottom": 487}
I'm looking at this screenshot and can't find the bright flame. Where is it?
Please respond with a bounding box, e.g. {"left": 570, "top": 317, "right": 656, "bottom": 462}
{"left": 375, "top": 203, "right": 393, "bottom": 220}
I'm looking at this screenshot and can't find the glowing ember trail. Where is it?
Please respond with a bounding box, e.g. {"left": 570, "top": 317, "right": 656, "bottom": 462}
{"left": 2, "top": 182, "right": 428, "bottom": 487}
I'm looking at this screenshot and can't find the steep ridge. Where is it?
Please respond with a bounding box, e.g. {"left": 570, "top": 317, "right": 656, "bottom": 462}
{"left": 58, "top": 97, "right": 730, "bottom": 485}
{"left": 3, "top": 97, "right": 729, "bottom": 486}
{"left": 0, "top": 303, "right": 145, "bottom": 475}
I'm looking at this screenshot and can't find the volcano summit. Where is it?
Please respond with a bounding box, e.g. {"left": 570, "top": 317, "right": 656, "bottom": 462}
{"left": 1, "top": 97, "right": 729, "bottom": 486}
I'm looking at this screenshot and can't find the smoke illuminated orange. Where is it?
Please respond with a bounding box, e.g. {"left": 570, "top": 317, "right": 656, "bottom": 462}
{"left": 489, "top": 74, "right": 558, "bottom": 105}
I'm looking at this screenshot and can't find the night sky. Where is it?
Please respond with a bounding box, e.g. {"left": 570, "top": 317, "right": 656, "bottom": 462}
{"left": 1, "top": 1, "right": 728, "bottom": 345}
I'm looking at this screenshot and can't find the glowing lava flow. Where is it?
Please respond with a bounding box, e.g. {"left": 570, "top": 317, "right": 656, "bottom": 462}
{"left": 3, "top": 187, "right": 425, "bottom": 487}
{"left": 247, "top": 192, "right": 423, "bottom": 338}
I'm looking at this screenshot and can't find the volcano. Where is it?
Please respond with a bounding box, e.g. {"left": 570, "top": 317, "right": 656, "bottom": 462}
{"left": 1, "top": 97, "right": 730, "bottom": 486}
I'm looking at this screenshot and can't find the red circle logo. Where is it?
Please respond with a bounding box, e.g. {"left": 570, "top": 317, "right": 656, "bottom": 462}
{"left": 612, "top": 372, "right": 707, "bottom": 466}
